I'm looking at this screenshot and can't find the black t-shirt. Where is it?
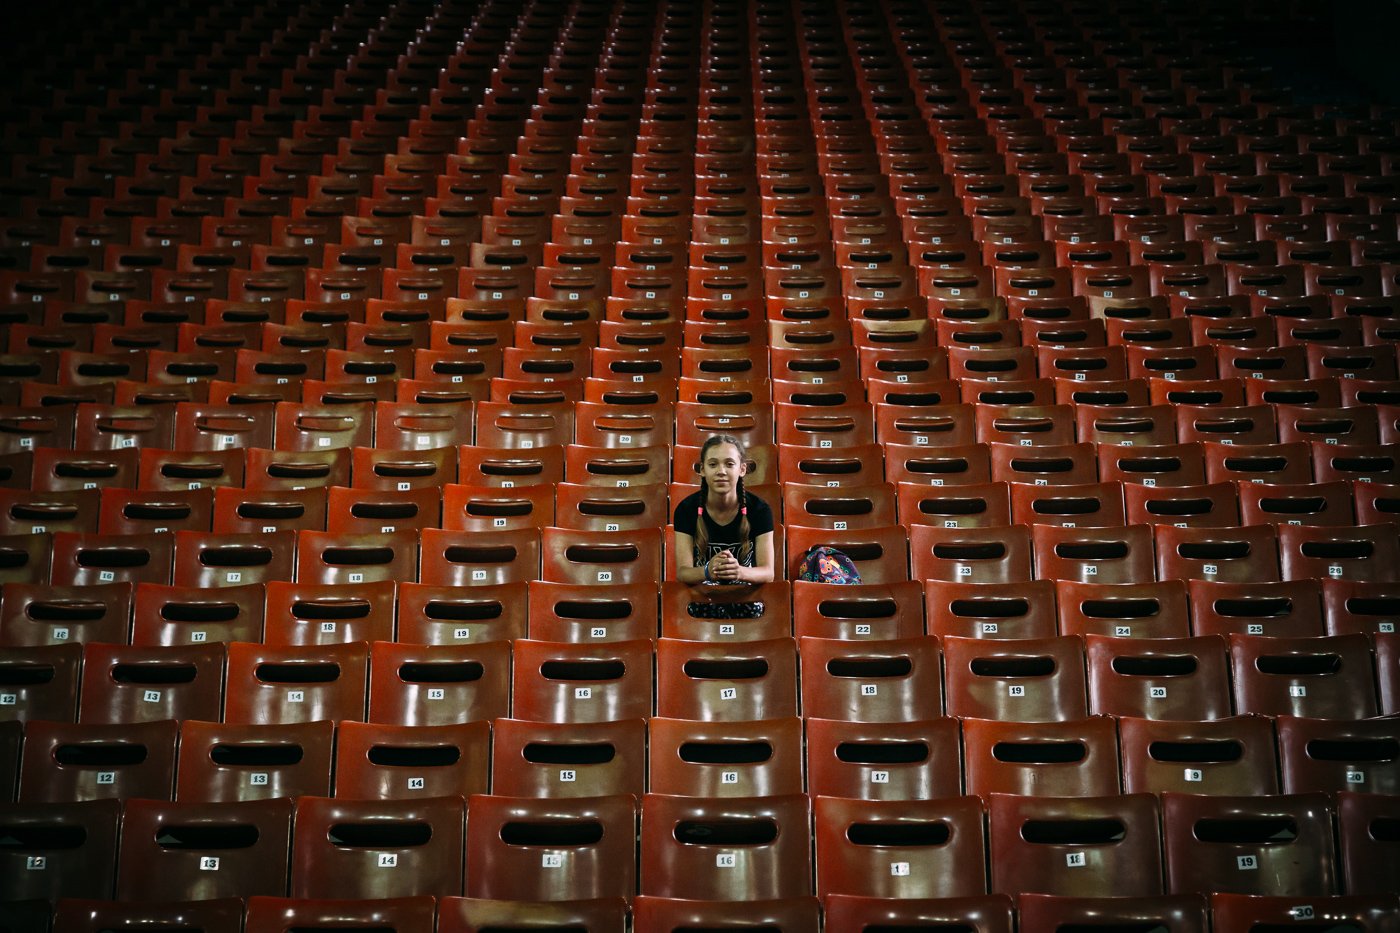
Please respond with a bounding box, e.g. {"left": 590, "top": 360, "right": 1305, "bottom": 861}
{"left": 673, "top": 490, "right": 775, "bottom": 567}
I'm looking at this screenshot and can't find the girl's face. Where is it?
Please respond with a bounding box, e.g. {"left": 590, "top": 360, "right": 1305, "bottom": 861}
{"left": 701, "top": 442, "right": 747, "bottom": 495}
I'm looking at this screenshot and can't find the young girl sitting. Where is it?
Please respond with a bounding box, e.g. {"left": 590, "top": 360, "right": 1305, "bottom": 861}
{"left": 673, "top": 433, "right": 775, "bottom": 586}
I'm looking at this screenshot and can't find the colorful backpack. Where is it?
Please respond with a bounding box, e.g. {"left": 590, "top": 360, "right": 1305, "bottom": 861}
{"left": 798, "top": 546, "right": 862, "bottom": 584}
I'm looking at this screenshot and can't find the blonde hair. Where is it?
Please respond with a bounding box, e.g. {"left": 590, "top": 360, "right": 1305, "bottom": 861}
{"left": 694, "top": 434, "right": 752, "bottom": 564}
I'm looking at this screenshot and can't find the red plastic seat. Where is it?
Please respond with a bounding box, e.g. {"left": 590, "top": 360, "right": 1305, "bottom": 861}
{"left": 797, "top": 634, "right": 942, "bottom": 722}
{"left": 242, "top": 450, "right": 349, "bottom": 492}
{"left": 49, "top": 531, "right": 172, "bottom": 587}
{"left": 417, "top": 526, "right": 537, "bottom": 585}
{"left": 1277, "top": 523, "right": 1400, "bottom": 582}
{"left": 573, "top": 401, "right": 675, "bottom": 449}
{"left": 630, "top": 897, "right": 821, "bottom": 931}
{"left": 171, "top": 530, "right": 297, "bottom": 589}
{"left": 1311, "top": 442, "right": 1400, "bottom": 484}
{"left": 649, "top": 716, "right": 803, "bottom": 799}
{"left": 554, "top": 483, "right": 668, "bottom": 532}
{"left": 539, "top": 527, "right": 663, "bottom": 585}
{"left": 942, "top": 635, "right": 1088, "bottom": 722}
{"left": 50, "top": 899, "right": 245, "bottom": 933}
{"left": 1322, "top": 579, "right": 1400, "bottom": 636}
{"left": 1154, "top": 524, "right": 1281, "bottom": 583}
{"left": 1010, "top": 481, "right": 1126, "bottom": 528}
{"left": 351, "top": 446, "right": 457, "bottom": 491}
{"left": 1276, "top": 404, "right": 1381, "bottom": 446}
{"left": 72, "top": 403, "right": 173, "bottom": 451}
{"left": 456, "top": 444, "right": 564, "bottom": 487}
{"left": 490, "top": 717, "right": 645, "bottom": 799}
{"left": 925, "top": 579, "right": 1057, "bottom": 640}
{"left": 821, "top": 894, "right": 1014, "bottom": 933}
{"left": 1019, "top": 892, "right": 1210, "bottom": 933}
{"left": 30, "top": 446, "right": 139, "bottom": 492}
{"left": 805, "top": 714, "right": 962, "bottom": 801}
{"left": 1209, "top": 892, "right": 1400, "bottom": 933}
{"left": 1187, "top": 579, "right": 1325, "bottom": 638}
{"left": 463, "top": 793, "right": 638, "bottom": 903}
{"left": 988, "top": 792, "right": 1163, "bottom": 897}
{"left": 876, "top": 404, "right": 976, "bottom": 448}
{"left": 1276, "top": 714, "right": 1400, "bottom": 794}
{"left": 896, "top": 481, "right": 1012, "bottom": 530}
{"left": 243, "top": 897, "right": 439, "bottom": 933}
{"left": 212, "top": 487, "right": 328, "bottom": 534}
{"left": 1162, "top": 792, "right": 1337, "bottom": 896}
{"left": 963, "top": 716, "right": 1121, "bottom": 798}
{"left": 1203, "top": 441, "right": 1313, "bottom": 485}
{"left": 130, "top": 581, "right": 264, "bottom": 646}
{"left": 291, "top": 795, "right": 465, "bottom": 898}
{"left": 1098, "top": 442, "right": 1206, "bottom": 487}
{"left": 674, "top": 402, "right": 774, "bottom": 448}
{"left": 988, "top": 442, "right": 1099, "bottom": 487}
{"left": 1353, "top": 480, "right": 1400, "bottom": 526}
{"left": 773, "top": 402, "right": 877, "bottom": 451}
{"left": 324, "top": 486, "right": 441, "bottom": 535}
{"left": 78, "top": 642, "right": 223, "bottom": 725}
{"left": 373, "top": 400, "right": 473, "bottom": 450}
{"left": 792, "top": 580, "right": 924, "bottom": 640}
{"left": 885, "top": 441, "right": 993, "bottom": 487}
{"left": 0, "top": 799, "right": 121, "bottom": 901}
{"left": 525, "top": 580, "right": 658, "bottom": 643}
{"left": 1230, "top": 632, "right": 1378, "bottom": 719}
{"left": 784, "top": 453, "right": 890, "bottom": 498}
{"left": 392, "top": 580, "right": 527, "bottom": 645}
{"left": 332, "top": 715, "right": 489, "bottom": 799}
{"left": 975, "top": 405, "right": 1076, "bottom": 448}
{"left": 0, "top": 643, "right": 81, "bottom": 724}
{"left": 298, "top": 529, "right": 417, "bottom": 582}
{"left": 1086, "top": 633, "right": 1233, "bottom": 720}
{"left": 1032, "top": 524, "right": 1156, "bottom": 584}
{"left": 223, "top": 641, "right": 368, "bottom": 724}
{"left": 19, "top": 718, "right": 177, "bottom": 803}
{"left": 176, "top": 719, "right": 334, "bottom": 802}
{"left": 474, "top": 401, "right": 574, "bottom": 449}
{"left": 114, "top": 797, "right": 293, "bottom": 901}
{"left": 659, "top": 580, "right": 793, "bottom": 642}
{"left": 563, "top": 444, "right": 670, "bottom": 489}
{"left": 0, "top": 581, "right": 132, "bottom": 647}
{"left": 368, "top": 640, "right": 511, "bottom": 726}
{"left": 1123, "top": 481, "right": 1242, "bottom": 528}
{"left": 1236, "top": 480, "right": 1355, "bottom": 526}
{"left": 1337, "top": 791, "right": 1400, "bottom": 898}
{"left": 440, "top": 484, "right": 553, "bottom": 534}
{"left": 909, "top": 524, "right": 1031, "bottom": 584}
{"left": 1055, "top": 580, "right": 1190, "bottom": 639}
{"left": 814, "top": 795, "right": 988, "bottom": 901}
{"left": 655, "top": 636, "right": 798, "bottom": 722}
{"left": 788, "top": 525, "right": 910, "bottom": 584}
{"left": 639, "top": 793, "right": 812, "bottom": 901}
{"left": 1119, "top": 714, "right": 1280, "bottom": 796}
{"left": 172, "top": 402, "right": 276, "bottom": 451}
{"left": 273, "top": 401, "right": 374, "bottom": 451}
{"left": 511, "top": 639, "right": 653, "bottom": 724}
